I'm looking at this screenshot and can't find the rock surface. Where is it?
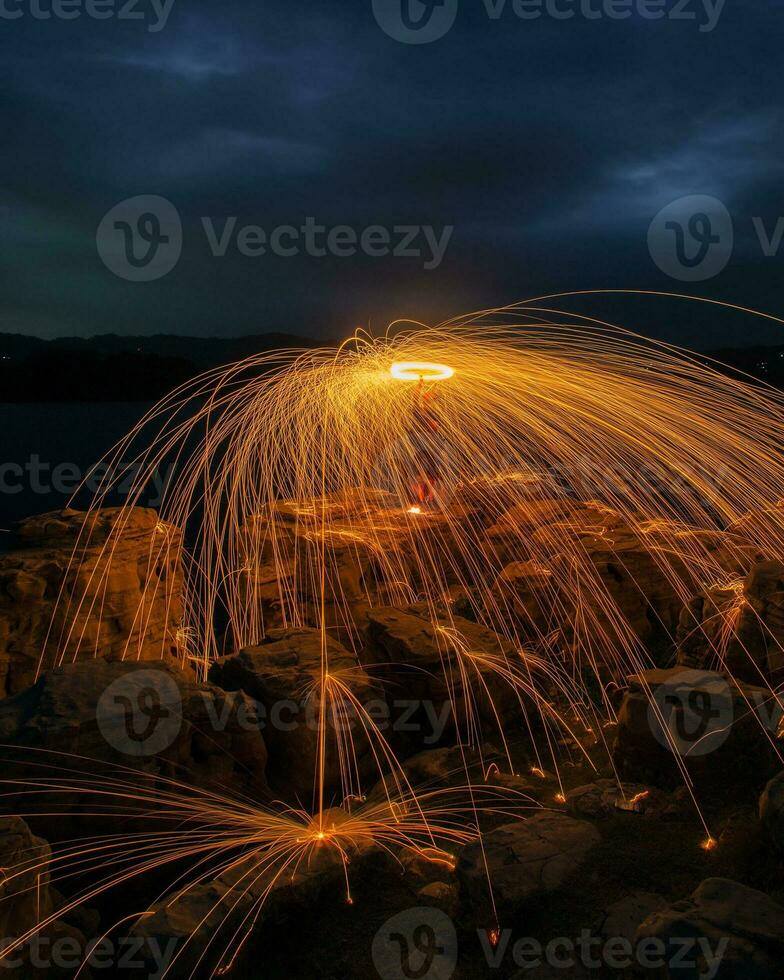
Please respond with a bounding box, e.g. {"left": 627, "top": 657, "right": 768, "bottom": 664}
{"left": 636, "top": 878, "right": 784, "bottom": 978}
{"left": 363, "top": 606, "right": 531, "bottom": 745}
{"left": 678, "top": 560, "right": 784, "bottom": 684}
{"left": 0, "top": 508, "right": 184, "bottom": 697}
{"left": 0, "top": 815, "right": 55, "bottom": 941}
{"left": 760, "top": 770, "right": 784, "bottom": 851}
{"left": 127, "top": 822, "right": 383, "bottom": 978}
{"left": 599, "top": 891, "right": 667, "bottom": 943}
{"left": 458, "top": 811, "right": 600, "bottom": 923}
{"left": 613, "top": 667, "right": 781, "bottom": 790}
{"left": 566, "top": 778, "right": 689, "bottom": 820}
{"left": 210, "top": 627, "right": 375, "bottom": 802}
{"left": 0, "top": 660, "right": 268, "bottom": 836}
{"left": 0, "top": 816, "right": 86, "bottom": 978}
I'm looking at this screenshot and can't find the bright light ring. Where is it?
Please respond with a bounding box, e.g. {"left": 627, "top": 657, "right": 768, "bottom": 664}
{"left": 390, "top": 361, "right": 454, "bottom": 382}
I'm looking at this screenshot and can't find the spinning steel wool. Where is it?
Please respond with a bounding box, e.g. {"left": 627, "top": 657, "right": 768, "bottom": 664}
{"left": 6, "top": 294, "right": 784, "bottom": 975}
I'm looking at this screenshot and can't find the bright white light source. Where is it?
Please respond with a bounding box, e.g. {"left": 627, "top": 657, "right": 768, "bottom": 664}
{"left": 390, "top": 361, "right": 454, "bottom": 382}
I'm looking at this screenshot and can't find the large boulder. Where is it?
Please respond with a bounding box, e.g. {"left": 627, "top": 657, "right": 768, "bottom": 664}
{"left": 678, "top": 561, "right": 784, "bottom": 685}
{"left": 128, "top": 855, "right": 344, "bottom": 978}
{"left": 0, "top": 660, "right": 268, "bottom": 837}
{"left": 209, "top": 627, "right": 377, "bottom": 803}
{"left": 760, "top": 770, "right": 784, "bottom": 852}
{"left": 457, "top": 811, "right": 600, "bottom": 924}
{"left": 636, "top": 878, "right": 784, "bottom": 978}
{"left": 0, "top": 816, "right": 86, "bottom": 978}
{"left": 0, "top": 508, "right": 184, "bottom": 696}
{"left": 362, "top": 606, "right": 537, "bottom": 746}
{"left": 613, "top": 668, "right": 782, "bottom": 791}
{"left": 488, "top": 500, "right": 755, "bottom": 660}
{"left": 0, "top": 816, "right": 56, "bottom": 943}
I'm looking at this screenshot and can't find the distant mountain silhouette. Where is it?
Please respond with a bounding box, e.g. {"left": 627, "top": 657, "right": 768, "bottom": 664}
{"left": 1, "top": 331, "right": 783, "bottom": 402}
{"left": 0, "top": 332, "right": 321, "bottom": 402}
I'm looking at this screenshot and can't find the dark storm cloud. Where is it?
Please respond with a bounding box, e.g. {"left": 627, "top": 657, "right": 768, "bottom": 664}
{"left": 1, "top": 0, "right": 784, "bottom": 347}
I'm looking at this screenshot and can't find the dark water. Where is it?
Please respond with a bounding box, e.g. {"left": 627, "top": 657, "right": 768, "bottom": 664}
{"left": 0, "top": 401, "right": 155, "bottom": 537}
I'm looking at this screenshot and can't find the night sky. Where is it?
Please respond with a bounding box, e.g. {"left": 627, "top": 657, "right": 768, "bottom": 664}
{"left": 1, "top": 0, "right": 783, "bottom": 348}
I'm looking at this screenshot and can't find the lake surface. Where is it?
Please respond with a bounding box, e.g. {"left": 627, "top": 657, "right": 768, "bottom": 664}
{"left": 0, "top": 402, "right": 155, "bottom": 536}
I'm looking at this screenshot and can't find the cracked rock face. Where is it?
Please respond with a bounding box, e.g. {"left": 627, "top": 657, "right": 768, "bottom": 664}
{"left": 636, "top": 878, "right": 784, "bottom": 979}
{"left": 457, "top": 811, "right": 600, "bottom": 922}
{"left": 0, "top": 508, "right": 185, "bottom": 697}
{"left": 678, "top": 560, "right": 784, "bottom": 685}
{"left": 612, "top": 667, "right": 782, "bottom": 792}
{"left": 0, "top": 659, "right": 269, "bottom": 838}
{"left": 210, "top": 627, "right": 377, "bottom": 803}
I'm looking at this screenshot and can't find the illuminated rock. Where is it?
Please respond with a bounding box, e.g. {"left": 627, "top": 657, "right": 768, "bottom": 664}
{"left": 0, "top": 508, "right": 184, "bottom": 697}
{"left": 678, "top": 560, "right": 784, "bottom": 684}
{"left": 210, "top": 627, "right": 377, "bottom": 803}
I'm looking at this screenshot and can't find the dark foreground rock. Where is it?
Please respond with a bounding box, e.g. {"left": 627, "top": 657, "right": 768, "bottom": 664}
{"left": 0, "top": 660, "right": 268, "bottom": 837}
{"left": 599, "top": 891, "right": 667, "bottom": 944}
{"left": 760, "top": 770, "right": 784, "bottom": 852}
{"left": 0, "top": 816, "right": 87, "bottom": 978}
{"left": 210, "top": 627, "right": 376, "bottom": 803}
{"left": 613, "top": 668, "right": 781, "bottom": 791}
{"left": 636, "top": 878, "right": 784, "bottom": 978}
{"left": 458, "top": 811, "right": 600, "bottom": 924}
{"left": 126, "top": 816, "right": 387, "bottom": 979}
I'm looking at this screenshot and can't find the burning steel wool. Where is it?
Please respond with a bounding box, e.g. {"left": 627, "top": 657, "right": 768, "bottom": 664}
{"left": 4, "top": 296, "right": 784, "bottom": 975}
